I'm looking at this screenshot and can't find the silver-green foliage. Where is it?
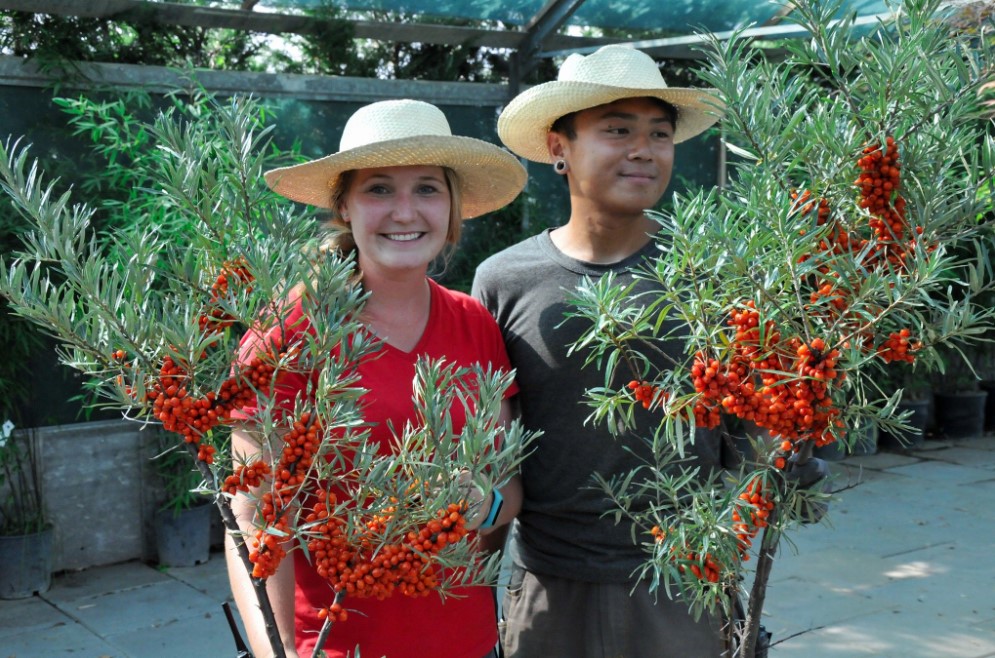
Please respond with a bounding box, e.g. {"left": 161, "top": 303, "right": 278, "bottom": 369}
{"left": 0, "top": 90, "right": 533, "bottom": 655}
{"left": 565, "top": 0, "right": 993, "bottom": 652}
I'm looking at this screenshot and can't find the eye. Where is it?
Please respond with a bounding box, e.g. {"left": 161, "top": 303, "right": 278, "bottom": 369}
{"left": 365, "top": 183, "right": 391, "bottom": 195}
{"left": 417, "top": 183, "right": 444, "bottom": 195}
{"left": 606, "top": 126, "right": 629, "bottom": 135}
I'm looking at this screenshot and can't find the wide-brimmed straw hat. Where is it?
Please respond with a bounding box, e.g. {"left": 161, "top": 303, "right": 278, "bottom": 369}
{"left": 498, "top": 45, "right": 723, "bottom": 163}
{"left": 264, "top": 99, "right": 526, "bottom": 219}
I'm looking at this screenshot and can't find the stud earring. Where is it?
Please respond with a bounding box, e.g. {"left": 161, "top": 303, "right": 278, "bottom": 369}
{"left": 553, "top": 159, "right": 568, "bottom": 174}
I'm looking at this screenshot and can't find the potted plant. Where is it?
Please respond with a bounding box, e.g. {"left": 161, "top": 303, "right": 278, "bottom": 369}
{"left": 980, "top": 345, "right": 995, "bottom": 433}
{"left": 152, "top": 432, "right": 212, "bottom": 568}
{"left": 932, "top": 346, "right": 988, "bottom": 440}
{"left": 0, "top": 419, "right": 54, "bottom": 599}
{"left": 878, "top": 361, "right": 934, "bottom": 450}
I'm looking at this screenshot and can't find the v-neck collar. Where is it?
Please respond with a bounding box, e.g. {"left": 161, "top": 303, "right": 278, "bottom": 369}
{"left": 369, "top": 277, "right": 437, "bottom": 356}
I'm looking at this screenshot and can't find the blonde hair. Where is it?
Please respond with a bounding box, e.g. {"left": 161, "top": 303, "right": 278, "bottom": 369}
{"left": 320, "top": 167, "right": 463, "bottom": 277}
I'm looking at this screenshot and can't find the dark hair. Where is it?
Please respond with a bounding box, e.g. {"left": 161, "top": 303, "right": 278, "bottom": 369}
{"left": 550, "top": 97, "right": 679, "bottom": 140}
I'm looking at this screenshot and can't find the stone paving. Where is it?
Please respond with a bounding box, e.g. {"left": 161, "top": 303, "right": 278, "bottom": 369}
{"left": 762, "top": 436, "right": 995, "bottom": 657}
{"left": 1, "top": 436, "right": 994, "bottom": 658}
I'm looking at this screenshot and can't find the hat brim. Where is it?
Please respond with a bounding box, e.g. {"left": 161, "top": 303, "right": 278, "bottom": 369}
{"left": 498, "top": 81, "right": 724, "bottom": 163}
{"left": 264, "top": 135, "right": 526, "bottom": 219}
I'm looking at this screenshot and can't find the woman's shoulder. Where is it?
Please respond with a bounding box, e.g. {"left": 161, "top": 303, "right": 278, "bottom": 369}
{"left": 431, "top": 279, "right": 485, "bottom": 310}
{"left": 429, "top": 279, "right": 495, "bottom": 325}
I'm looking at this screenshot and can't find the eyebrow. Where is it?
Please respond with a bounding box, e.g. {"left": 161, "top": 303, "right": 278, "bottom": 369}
{"left": 363, "top": 173, "right": 446, "bottom": 183}
{"left": 599, "top": 111, "right": 672, "bottom": 124}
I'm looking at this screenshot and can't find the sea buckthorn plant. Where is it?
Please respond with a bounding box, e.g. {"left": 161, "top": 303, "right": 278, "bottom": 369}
{"left": 0, "top": 93, "right": 533, "bottom": 658}
{"left": 566, "top": 1, "right": 994, "bottom": 655}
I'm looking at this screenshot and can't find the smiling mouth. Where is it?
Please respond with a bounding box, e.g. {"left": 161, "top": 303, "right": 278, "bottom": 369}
{"left": 383, "top": 232, "right": 424, "bottom": 242}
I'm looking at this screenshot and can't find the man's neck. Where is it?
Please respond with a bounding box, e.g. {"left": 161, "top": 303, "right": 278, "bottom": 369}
{"left": 550, "top": 210, "right": 658, "bottom": 264}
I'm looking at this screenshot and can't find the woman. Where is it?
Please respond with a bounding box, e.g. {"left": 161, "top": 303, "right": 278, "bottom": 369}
{"left": 226, "top": 99, "right": 527, "bottom": 658}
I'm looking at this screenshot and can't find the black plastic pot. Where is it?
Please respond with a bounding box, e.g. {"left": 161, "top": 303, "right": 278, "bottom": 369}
{"left": 880, "top": 397, "right": 931, "bottom": 450}
{"left": 0, "top": 524, "right": 54, "bottom": 599}
{"left": 933, "top": 390, "right": 988, "bottom": 440}
{"left": 980, "top": 381, "right": 995, "bottom": 432}
{"left": 155, "top": 502, "right": 212, "bottom": 567}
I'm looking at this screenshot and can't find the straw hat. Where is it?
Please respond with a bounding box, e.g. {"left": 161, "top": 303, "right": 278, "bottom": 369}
{"left": 498, "top": 45, "right": 723, "bottom": 163}
{"left": 264, "top": 99, "right": 526, "bottom": 219}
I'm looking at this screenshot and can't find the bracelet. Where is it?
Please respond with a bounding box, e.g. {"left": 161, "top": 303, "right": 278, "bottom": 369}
{"left": 478, "top": 487, "right": 504, "bottom": 530}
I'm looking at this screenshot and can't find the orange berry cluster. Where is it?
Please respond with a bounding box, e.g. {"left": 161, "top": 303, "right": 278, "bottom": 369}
{"left": 649, "top": 526, "right": 722, "bottom": 584}
{"left": 317, "top": 602, "right": 348, "bottom": 623}
{"left": 145, "top": 347, "right": 277, "bottom": 464}
{"left": 223, "top": 458, "right": 272, "bottom": 495}
{"left": 731, "top": 477, "right": 774, "bottom": 559}
{"left": 796, "top": 137, "right": 926, "bottom": 361}
{"left": 794, "top": 189, "right": 859, "bottom": 266}
{"left": 304, "top": 491, "right": 469, "bottom": 603}
{"left": 680, "top": 550, "right": 722, "bottom": 583}
{"left": 647, "top": 478, "right": 777, "bottom": 584}
{"left": 857, "top": 136, "right": 925, "bottom": 268}
{"left": 198, "top": 257, "right": 254, "bottom": 335}
{"left": 248, "top": 500, "right": 289, "bottom": 578}
{"left": 690, "top": 353, "right": 749, "bottom": 429}
{"left": 793, "top": 188, "right": 866, "bottom": 322}
{"left": 111, "top": 349, "right": 138, "bottom": 400}
{"left": 877, "top": 328, "right": 921, "bottom": 364}
{"left": 627, "top": 380, "right": 666, "bottom": 409}
{"left": 688, "top": 307, "right": 842, "bottom": 446}
{"left": 246, "top": 411, "right": 324, "bottom": 578}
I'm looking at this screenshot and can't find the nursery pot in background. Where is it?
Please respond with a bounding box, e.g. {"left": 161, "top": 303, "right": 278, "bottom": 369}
{"left": 0, "top": 524, "right": 54, "bottom": 599}
{"left": 980, "top": 381, "right": 995, "bottom": 432}
{"left": 933, "top": 390, "right": 988, "bottom": 440}
{"left": 847, "top": 421, "right": 879, "bottom": 456}
{"left": 880, "top": 396, "right": 931, "bottom": 450}
{"left": 154, "top": 502, "right": 211, "bottom": 568}
{"left": 813, "top": 437, "right": 846, "bottom": 462}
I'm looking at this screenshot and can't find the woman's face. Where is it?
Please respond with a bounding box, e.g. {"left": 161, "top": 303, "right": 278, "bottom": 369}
{"left": 340, "top": 165, "right": 452, "bottom": 278}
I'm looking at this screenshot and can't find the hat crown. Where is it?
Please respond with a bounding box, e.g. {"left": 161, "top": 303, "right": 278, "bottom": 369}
{"left": 558, "top": 45, "right": 669, "bottom": 90}
{"left": 339, "top": 99, "right": 453, "bottom": 151}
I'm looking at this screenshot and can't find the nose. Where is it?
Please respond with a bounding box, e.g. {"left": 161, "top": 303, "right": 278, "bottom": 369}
{"left": 391, "top": 191, "right": 417, "bottom": 222}
{"left": 628, "top": 131, "right": 653, "bottom": 161}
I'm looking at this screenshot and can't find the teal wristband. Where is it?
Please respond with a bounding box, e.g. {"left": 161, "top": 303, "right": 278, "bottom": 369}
{"left": 478, "top": 488, "right": 504, "bottom": 530}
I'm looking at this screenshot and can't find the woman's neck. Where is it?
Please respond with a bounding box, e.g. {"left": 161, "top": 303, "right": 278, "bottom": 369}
{"left": 360, "top": 269, "right": 432, "bottom": 353}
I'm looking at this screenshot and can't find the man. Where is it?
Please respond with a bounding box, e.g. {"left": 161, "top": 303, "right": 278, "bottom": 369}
{"left": 472, "top": 45, "right": 728, "bottom": 657}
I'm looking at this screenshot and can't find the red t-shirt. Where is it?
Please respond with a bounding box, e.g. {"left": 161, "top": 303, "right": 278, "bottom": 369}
{"left": 235, "top": 278, "right": 516, "bottom": 658}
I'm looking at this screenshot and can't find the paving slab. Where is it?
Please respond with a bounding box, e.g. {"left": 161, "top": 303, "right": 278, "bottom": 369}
{"left": 923, "top": 445, "right": 995, "bottom": 469}
{"left": 770, "top": 608, "right": 995, "bottom": 657}
{"left": 0, "top": 595, "right": 69, "bottom": 639}
{"left": 885, "top": 459, "right": 995, "bottom": 486}
{"left": 165, "top": 554, "right": 236, "bottom": 605}
{"left": 107, "top": 606, "right": 241, "bottom": 658}
{"left": 57, "top": 579, "right": 221, "bottom": 637}
{"left": 4, "top": 437, "right": 994, "bottom": 658}
{"left": 0, "top": 619, "right": 122, "bottom": 658}
{"left": 42, "top": 560, "right": 171, "bottom": 605}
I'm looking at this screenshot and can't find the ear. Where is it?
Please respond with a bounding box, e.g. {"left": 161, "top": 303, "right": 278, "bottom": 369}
{"left": 338, "top": 201, "right": 350, "bottom": 223}
{"left": 546, "top": 131, "right": 569, "bottom": 161}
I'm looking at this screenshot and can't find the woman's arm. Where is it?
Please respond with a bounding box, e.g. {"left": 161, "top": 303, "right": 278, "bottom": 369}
{"left": 225, "top": 424, "right": 300, "bottom": 658}
{"left": 468, "top": 398, "right": 523, "bottom": 549}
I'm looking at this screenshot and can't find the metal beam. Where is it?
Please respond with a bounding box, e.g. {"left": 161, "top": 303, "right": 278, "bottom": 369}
{"left": 539, "top": 11, "right": 900, "bottom": 59}
{"left": 0, "top": 0, "right": 619, "bottom": 51}
{"left": 517, "top": 0, "right": 587, "bottom": 68}
{"left": 509, "top": 0, "right": 587, "bottom": 99}
{"left": 0, "top": 54, "right": 511, "bottom": 106}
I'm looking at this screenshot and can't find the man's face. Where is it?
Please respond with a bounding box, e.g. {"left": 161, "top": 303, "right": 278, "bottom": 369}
{"left": 549, "top": 96, "right": 675, "bottom": 219}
